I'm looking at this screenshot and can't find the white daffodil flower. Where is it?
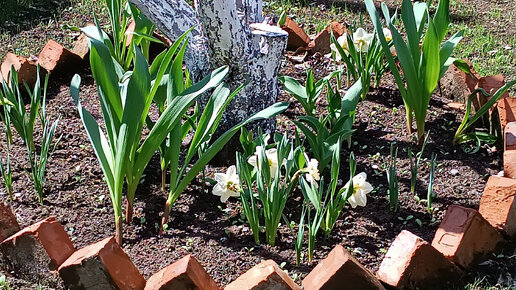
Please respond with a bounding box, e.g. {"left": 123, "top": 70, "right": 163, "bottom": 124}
{"left": 330, "top": 33, "right": 350, "bottom": 61}
{"left": 303, "top": 154, "right": 320, "bottom": 187}
{"left": 382, "top": 27, "right": 393, "bottom": 42}
{"left": 345, "top": 172, "right": 373, "bottom": 208}
{"left": 213, "top": 165, "right": 240, "bottom": 202}
{"left": 353, "top": 28, "right": 374, "bottom": 52}
{"left": 248, "top": 146, "right": 281, "bottom": 177}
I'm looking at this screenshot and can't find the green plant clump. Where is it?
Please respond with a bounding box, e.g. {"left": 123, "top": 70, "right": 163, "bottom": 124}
{"left": 0, "top": 67, "right": 59, "bottom": 204}
{"left": 365, "top": 0, "right": 463, "bottom": 145}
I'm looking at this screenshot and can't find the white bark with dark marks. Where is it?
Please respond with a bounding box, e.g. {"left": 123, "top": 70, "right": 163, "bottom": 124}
{"left": 129, "top": 0, "right": 288, "bottom": 148}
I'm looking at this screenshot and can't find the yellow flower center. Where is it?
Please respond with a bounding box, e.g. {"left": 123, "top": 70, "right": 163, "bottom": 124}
{"left": 226, "top": 181, "right": 239, "bottom": 192}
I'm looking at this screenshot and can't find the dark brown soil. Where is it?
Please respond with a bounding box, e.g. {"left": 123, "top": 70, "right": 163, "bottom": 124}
{"left": 1, "top": 1, "right": 515, "bottom": 289}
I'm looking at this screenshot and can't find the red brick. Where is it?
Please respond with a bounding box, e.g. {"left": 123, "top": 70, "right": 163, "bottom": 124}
{"left": 440, "top": 60, "right": 479, "bottom": 103}
{"left": 37, "top": 39, "right": 82, "bottom": 74}
{"left": 431, "top": 205, "right": 504, "bottom": 268}
{"left": 307, "top": 29, "right": 331, "bottom": 55}
{"left": 302, "top": 245, "right": 384, "bottom": 290}
{"left": 145, "top": 255, "right": 219, "bottom": 290}
{"left": 0, "top": 53, "right": 38, "bottom": 86}
{"left": 72, "top": 33, "right": 90, "bottom": 60}
{"left": 479, "top": 176, "right": 516, "bottom": 237}
{"left": 225, "top": 260, "right": 300, "bottom": 290}
{"left": 504, "top": 150, "right": 516, "bottom": 179}
{"left": 497, "top": 95, "right": 516, "bottom": 134}
{"left": 475, "top": 74, "right": 508, "bottom": 117}
{"left": 480, "top": 74, "right": 510, "bottom": 99}
{"left": 0, "top": 203, "right": 20, "bottom": 242}
{"left": 505, "top": 122, "right": 516, "bottom": 151}
{"left": 0, "top": 217, "right": 74, "bottom": 282}
{"left": 377, "top": 230, "right": 461, "bottom": 290}
{"left": 59, "top": 236, "right": 145, "bottom": 290}
{"left": 281, "top": 17, "right": 311, "bottom": 51}
{"left": 325, "top": 22, "right": 347, "bottom": 38}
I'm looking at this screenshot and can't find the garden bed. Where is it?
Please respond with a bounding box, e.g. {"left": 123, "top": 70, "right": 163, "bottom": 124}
{"left": 1, "top": 0, "right": 515, "bottom": 289}
{"left": 1, "top": 59, "right": 514, "bottom": 288}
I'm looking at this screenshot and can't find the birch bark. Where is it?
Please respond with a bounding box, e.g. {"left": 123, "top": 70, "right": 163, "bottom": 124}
{"left": 130, "top": 0, "right": 287, "bottom": 143}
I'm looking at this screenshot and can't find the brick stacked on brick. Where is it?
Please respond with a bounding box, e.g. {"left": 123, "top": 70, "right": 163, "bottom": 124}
{"left": 302, "top": 244, "right": 384, "bottom": 290}
{"left": 225, "top": 260, "right": 300, "bottom": 290}
{"left": 145, "top": 254, "right": 220, "bottom": 290}
{"left": 59, "top": 236, "right": 145, "bottom": 290}
{"left": 37, "top": 39, "right": 83, "bottom": 75}
{"left": 0, "top": 203, "right": 20, "bottom": 242}
{"left": 0, "top": 53, "right": 39, "bottom": 86}
{"left": 504, "top": 151, "right": 516, "bottom": 179}
{"left": 376, "top": 230, "right": 461, "bottom": 290}
{"left": 479, "top": 176, "right": 516, "bottom": 238}
{"left": 504, "top": 122, "right": 516, "bottom": 179}
{"left": 504, "top": 122, "right": 516, "bottom": 151}
{"left": 497, "top": 96, "right": 516, "bottom": 134}
{"left": 432, "top": 205, "right": 504, "bottom": 268}
{"left": 0, "top": 217, "right": 74, "bottom": 282}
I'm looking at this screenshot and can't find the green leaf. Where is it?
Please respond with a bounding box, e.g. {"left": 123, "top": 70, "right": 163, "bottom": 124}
{"left": 169, "top": 102, "right": 289, "bottom": 204}
{"left": 134, "top": 66, "right": 229, "bottom": 175}
{"left": 433, "top": 0, "right": 450, "bottom": 42}
{"left": 422, "top": 20, "right": 440, "bottom": 98}
{"left": 341, "top": 78, "right": 363, "bottom": 113}
{"left": 439, "top": 31, "right": 463, "bottom": 78}
{"left": 123, "top": 46, "right": 150, "bottom": 149}
{"left": 401, "top": 0, "right": 421, "bottom": 65}
{"left": 453, "top": 59, "right": 473, "bottom": 75}
{"left": 89, "top": 38, "right": 123, "bottom": 122}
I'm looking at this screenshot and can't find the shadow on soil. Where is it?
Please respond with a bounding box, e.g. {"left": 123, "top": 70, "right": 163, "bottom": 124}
{"left": 1, "top": 0, "right": 71, "bottom": 34}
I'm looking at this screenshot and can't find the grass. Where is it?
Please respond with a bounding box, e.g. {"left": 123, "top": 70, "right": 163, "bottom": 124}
{"left": 265, "top": 0, "right": 514, "bottom": 83}
{"left": 454, "top": 22, "right": 516, "bottom": 77}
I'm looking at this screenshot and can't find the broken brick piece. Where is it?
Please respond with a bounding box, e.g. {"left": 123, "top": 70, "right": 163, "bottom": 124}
{"left": 0, "top": 53, "right": 38, "bottom": 86}
{"left": 325, "top": 22, "right": 347, "bottom": 38}
{"left": 282, "top": 17, "right": 311, "bottom": 51}
{"left": 439, "top": 60, "right": 479, "bottom": 103}
{"left": 377, "top": 230, "right": 461, "bottom": 290}
{"left": 431, "top": 205, "right": 504, "bottom": 268}
{"left": 302, "top": 245, "right": 384, "bottom": 290}
{"left": 37, "top": 39, "right": 82, "bottom": 74}
{"left": 505, "top": 122, "right": 516, "bottom": 151}
{"left": 145, "top": 255, "right": 219, "bottom": 290}
{"left": 479, "top": 176, "right": 516, "bottom": 237}
{"left": 307, "top": 29, "right": 331, "bottom": 55}
{"left": 480, "top": 74, "right": 510, "bottom": 99}
{"left": 125, "top": 20, "right": 137, "bottom": 46}
{"left": 0, "top": 203, "right": 20, "bottom": 242}
{"left": 504, "top": 151, "right": 516, "bottom": 179}
{"left": 72, "top": 33, "right": 90, "bottom": 60}
{"left": 445, "top": 102, "right": 465, "bottom": 110}
{"left": 497, "top": 96, "right": 516, "bottom": 134}
{"left": 59, "top": 236, "right": 145, "bottom": 290}
{"left": 225, "top": 260, "right": 300, "bottom": 290}
{"left": 0, "top": 217, "right": 74, "bottom": 282}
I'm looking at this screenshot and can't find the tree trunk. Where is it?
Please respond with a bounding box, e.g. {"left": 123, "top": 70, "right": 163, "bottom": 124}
{"left": 129, "top": 0, "right": 288, "bottom": 226}
{"left": 129, "top": 0, "right": 288, "bottom": 143}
